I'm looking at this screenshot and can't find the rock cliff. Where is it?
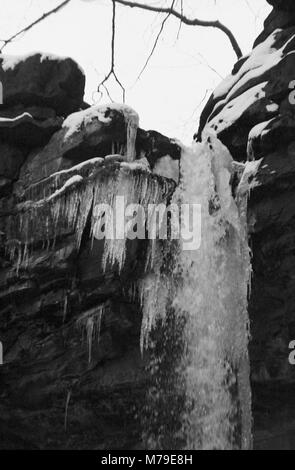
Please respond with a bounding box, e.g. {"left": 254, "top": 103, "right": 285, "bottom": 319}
{"left": 0, "top": 53, "right": 179, "bottom": 449}
{"left": 197, "top": 0, "right": 295, "bottom": 449}
{"left": 1, "top": 0, "right": 295, "bottom": 449}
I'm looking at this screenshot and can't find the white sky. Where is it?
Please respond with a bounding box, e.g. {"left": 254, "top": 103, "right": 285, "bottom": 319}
{"left": 0, "top": 0, "right": 271, "bottom": 143}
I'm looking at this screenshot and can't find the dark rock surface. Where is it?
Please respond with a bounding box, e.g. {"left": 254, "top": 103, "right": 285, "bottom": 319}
{"left": 267, "top": 0, "right": 295, "bottom": 11}
{"left": 0, "top": 52, "right": 180, "bottom": 450}
{"left": 0, "top": 53, "right": 85, "bottom": 116}
{"left": 2, "top": 0, "right": 295, "bottom": 447}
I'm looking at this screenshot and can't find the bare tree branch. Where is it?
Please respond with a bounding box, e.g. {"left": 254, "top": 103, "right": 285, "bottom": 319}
{"left": 97, "top": 0, "right": 126, "bottom": 102}
{"left": 113, "top": 0, "right": 243, "bottom": 59}
{"left": 136, "top": 0, "right": 177, "bottom": 82}
{"left": 0, "top": 0, "right": 72, "bottom": 52}
{"left": 176, "top": 0, "right": 183, "bottom": 40}
{"left": 0, "top": 0, "right": 243, "bottom": 102}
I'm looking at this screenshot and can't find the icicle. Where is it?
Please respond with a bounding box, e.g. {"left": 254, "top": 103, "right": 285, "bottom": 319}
{"left": 76, "top": 306, "right": 104, "bottom": 364}
{"left": 7, "top": 155, "right": 174, "bottom": 278}
{"left": 86, "top": 317, "right": 94, "bottom": 364}
{"left": 112, "top": 104, "right": 139, "bottom": 162}
{"left": 63, "top": 293, "right": 68, "bottom": 323}
{"left": 90, "top": 165, "right": 173, "bottom": 273}
{"left": 64, "top": 390, "right": 72, "bottom": 431}
{"left": 139, "top": 272, "right": 170, "bottom": 354}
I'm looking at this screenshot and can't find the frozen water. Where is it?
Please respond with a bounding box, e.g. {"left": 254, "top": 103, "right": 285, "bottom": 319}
{"left": 140, "top": 133, "right": 253, "bottom": 450}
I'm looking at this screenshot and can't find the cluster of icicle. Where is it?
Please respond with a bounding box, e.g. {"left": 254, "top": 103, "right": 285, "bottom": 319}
{"left": 139, "top": 133, "right": 257, "bottom": 450}
{"left": 64, "top": 103, "right": 139, "bottom": 162}
{"left": 5, "top": 102, "right": 141, "bottom": 271}
{"left": 5, "top": 157, "right": 173, "bottom": 274}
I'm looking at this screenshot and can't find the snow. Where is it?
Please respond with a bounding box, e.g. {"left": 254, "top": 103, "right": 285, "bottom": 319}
{"left": 1, "top": 51, "right": 85, "bottom": 74}
{"left": 0, "top": 112, "right": 33, "bottom": 126}
{"left": 51, "top": 157, "right": 104, "bottom": 177}
{"left": 153, "top": 155, "right": 180, "bottom": 183}
{"left": 63, "top": 103, "right": 139, "bottom": 162}
{"left": 120, "top": 157, "right": 150, "bottom": 172}
{"left": 47, "top": 175, "right": 83, "bottom": 201}
{"left": 209, "top": 82, "right": 268, "bottom": 134}
{"left": 237, "top": 158, "right": 263, "bottom": 197}
{"left": 212, "top": 29, "right": 289, "bottom": 111}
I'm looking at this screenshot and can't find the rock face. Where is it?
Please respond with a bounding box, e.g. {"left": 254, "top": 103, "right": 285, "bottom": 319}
{"left": 2, "top": 1, "right": 295, "bottom": 447}
{"left": 198, "top": 0, "right": 295, "bottom": 449}
{"left": 0, "top": 53, "right": 180, "bottom": 449}
{"left": 0, "top": 53, "right": 86, "bottom": 116}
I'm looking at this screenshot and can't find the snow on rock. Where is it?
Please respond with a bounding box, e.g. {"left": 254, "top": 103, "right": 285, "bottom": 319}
{"left": 197, "top": 0, "right": 295, "bottom": 392}
{"left": 196, "top": 25, "right": 295, "bottom": 161}
{"left": 0, "top": 52, "right": 85, "bottom": 115}
{"left": 152, "top": 155, "right": 180, "bottom": 183}
{"left": 64, "top": 103, "right": 139, "bottom": 161}
{"left": 1, "top": 51, "right": 85, "bottom": 73}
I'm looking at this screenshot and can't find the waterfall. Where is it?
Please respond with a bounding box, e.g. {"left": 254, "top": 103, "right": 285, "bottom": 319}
{"left": 140, "top": 133, "right": 253, "bottom": 450}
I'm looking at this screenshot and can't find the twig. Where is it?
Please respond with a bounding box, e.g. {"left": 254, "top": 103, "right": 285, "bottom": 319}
{"left": 136, "top": 0, "right": 177, "bottom": 82}
{"left": 0, "top": 0, "right": 72, "bottom": 53}
{"left": 97, "top": 0, "right": 126, "bottom": 103}
{"left": 176, "top": 0, "right": 183, "bottom": 40}
{"left": 113, "top": 0, "right": 243, "bottom": 59}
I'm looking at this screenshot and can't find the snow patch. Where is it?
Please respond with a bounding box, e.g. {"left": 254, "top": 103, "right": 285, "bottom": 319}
{"left": 1, "top": 52, "right": 85, "bottom": 74}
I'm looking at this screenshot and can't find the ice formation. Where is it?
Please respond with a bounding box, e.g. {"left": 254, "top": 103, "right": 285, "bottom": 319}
{"left": 76, "top": 305, "right": 105, "bottom": 364}
{"left": 5, "top": 91, "right": 254, "bottom": 448}
{"left": 139, "top": 133, "right": 253, "bottom": 450}
{"left": 113, "top": 104, "right": 139, "bottom": 162}
{"left": 63, "top": 103, "right": 139, "bottom": 161}
{"left": 64, "top": 390, "right": 72, "bottom": 431}
{"left": 6, "top": 160, "right": 174, "bottom": 274}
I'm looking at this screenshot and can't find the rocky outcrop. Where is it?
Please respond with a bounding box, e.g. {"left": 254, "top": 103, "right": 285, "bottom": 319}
{"left": 0, "top": 53, "right": 86, "bottom": 116}
{"left": 198, "top": 0, "right": 295, "bottom": 449}
{"left": 3, "top": 0, "right": 295, "bottom": 447}
{"left": 0, "top": 53, "right": 180, "bottom": 449}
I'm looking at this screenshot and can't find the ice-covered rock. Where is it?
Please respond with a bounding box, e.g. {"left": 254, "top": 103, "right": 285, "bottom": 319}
{"left": 197, "top": 0, "right": 295, "bottom": 409}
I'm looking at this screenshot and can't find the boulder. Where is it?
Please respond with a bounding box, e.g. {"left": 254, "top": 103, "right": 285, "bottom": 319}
{"left": 0, "top": 110, "right": 63, "bottom": 148}
{"left": 0, "top": 53, "right": 86, "bottom": 116}
{"left": 15, "top": 104, "right": 180, "bottom": 196}
{"left": 267, "top": 0, "right": 295, "bottom": 11}
{"left": 196, "top": 26, "right": 295, "bottom": 161}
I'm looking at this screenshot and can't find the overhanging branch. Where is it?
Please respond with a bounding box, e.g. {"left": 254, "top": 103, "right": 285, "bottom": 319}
{"left": 0, "top": 0, "right": 72, "bottom": 53}
{"left": 113, "top": 0, "right": 243, "bottom": 59}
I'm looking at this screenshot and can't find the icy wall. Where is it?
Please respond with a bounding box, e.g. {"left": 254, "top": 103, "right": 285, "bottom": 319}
{"left": 197, "top": 0, "right": 295, "bottom": 449}
{"left": 139, "top": 136, "right": 254, "bottom": 450}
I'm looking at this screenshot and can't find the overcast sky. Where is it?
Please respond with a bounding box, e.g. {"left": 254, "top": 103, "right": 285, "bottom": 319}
{"left": 0, "top": 0, "right": 271, "bottom": 143}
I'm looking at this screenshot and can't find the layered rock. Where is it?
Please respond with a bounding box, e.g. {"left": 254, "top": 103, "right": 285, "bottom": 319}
{"left": 0, "top": 53, "right": 86, "bottom": 115}
{"left": 197, "top": 0, "right": 295, "bottom": 449}
{"left": 0, "top": 53, "right": 180, "bottom": 449}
